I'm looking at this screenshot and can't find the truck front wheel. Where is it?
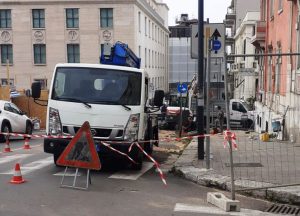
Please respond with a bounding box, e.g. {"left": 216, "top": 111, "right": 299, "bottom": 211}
{"left": 54, "top": 152, "right": 62, "bottom": 166}
{"left": 144, "top": 142, "right": 153, "bottom": 155}
{"left": 131, "top": 151, "right": 143, "bottom": 170}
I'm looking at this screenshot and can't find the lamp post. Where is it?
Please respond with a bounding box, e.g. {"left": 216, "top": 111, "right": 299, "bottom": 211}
{"left": 197, "top": 0, "right": 205, "bottom": 159}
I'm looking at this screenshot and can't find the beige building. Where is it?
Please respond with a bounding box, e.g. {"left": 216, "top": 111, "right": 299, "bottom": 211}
{"left": 0, "top": 0, "right": 169, "bottom": 94}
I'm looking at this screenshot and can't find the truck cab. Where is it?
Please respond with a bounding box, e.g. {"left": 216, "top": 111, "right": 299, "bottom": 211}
{"left": 229, "top": 99, "right": 255, "bottom": 129}
{"left": 32, "top": 42, "right": 164, "bottom": 170}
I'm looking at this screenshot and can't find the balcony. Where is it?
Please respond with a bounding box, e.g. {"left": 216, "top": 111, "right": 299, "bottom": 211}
{"left": 225, "top": 7, "right": 236, "bottom": 21}
{"left": 250, "top": 21, "right": 266, "bottom": 49}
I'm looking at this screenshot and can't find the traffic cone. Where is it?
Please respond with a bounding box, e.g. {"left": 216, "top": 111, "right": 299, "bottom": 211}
{"left": 23, "top": 138, "right": 31, "bottom": 150}
{"left": 10, "top": 163, "right": 26, "bottom": 184}
{"left": 3, "top": 139, "right": 12, "bottom": 153}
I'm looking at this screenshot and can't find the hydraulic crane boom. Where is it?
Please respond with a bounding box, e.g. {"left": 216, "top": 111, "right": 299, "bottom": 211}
{"left": 100, "top": 41, "right": 141, "bottom": 69}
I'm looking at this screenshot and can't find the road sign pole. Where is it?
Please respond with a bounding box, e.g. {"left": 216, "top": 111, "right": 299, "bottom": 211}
{"left": 205, "top": 37, "right": 211, "bottom": 169}
{"left": 179, "top": 90, "right": 183, "bottom": 137}
{"left": 197, "top": 0, "right": 205, "bottom": 159}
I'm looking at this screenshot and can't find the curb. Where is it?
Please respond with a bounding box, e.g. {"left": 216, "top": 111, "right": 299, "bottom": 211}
{"left": 173, "top": 140, "right": 300, "bottom": 206}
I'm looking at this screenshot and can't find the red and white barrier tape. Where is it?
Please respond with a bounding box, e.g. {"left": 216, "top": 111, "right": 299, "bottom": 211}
{"left": 223, "top": 130, "right": 238, "bottom": 150}
{"left": 0, "top": 132, "right": 209, "bottom": 144}
{"left": 0, "top": 132, "right": 74, "bottom": 139}
{"left": 129, "top": 142, "right": 167, "bottom": 186}
{"left": 100, "top": 141, "right": 137, "bottom": 165}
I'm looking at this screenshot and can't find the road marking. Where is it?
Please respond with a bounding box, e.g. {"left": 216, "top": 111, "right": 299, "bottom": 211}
{"left": 0, "top": 156, "right": 53, "bottom": 175}
{"left": 108, "top": 162, "right": 153, "bottom": 180}
{"left": 174, "top": 203, "right": 277, "bottom": 216}
{"left": 0, "top": 154, "right": 32, "bottom": 164}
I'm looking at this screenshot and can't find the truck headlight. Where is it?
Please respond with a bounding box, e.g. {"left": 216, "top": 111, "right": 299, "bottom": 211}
{"left": 124, "top": 114, "right": 140, "bottom": 142}
{"left": 49, "top": 107, "right": 62, "bottom": 135}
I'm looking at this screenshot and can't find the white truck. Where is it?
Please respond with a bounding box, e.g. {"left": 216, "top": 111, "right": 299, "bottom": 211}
{"left": 31, "top": 42, "right": 164, "bottom": 170}
{"left": 187, "top": 78, "right": 255, "bottom": 129}
{"left": 227, "top": 99, "right": 255, "bottom": 129}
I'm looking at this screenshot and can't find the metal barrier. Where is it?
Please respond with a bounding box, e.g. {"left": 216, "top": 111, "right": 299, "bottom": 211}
{"left": 199, "top": 130, "right": 300, "bottom": 190}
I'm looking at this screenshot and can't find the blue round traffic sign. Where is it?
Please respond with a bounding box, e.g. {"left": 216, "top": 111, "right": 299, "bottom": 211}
{"left": 177, "top": 83, "right": 188, "bottom": 93}
{"left": 212, "top": 39, "right": 222, "bottom": 51}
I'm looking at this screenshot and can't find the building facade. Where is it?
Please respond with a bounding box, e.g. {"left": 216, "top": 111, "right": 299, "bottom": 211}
{"left": 225, "top": 0, "right": 260, "bottom": 57}
{"left": 0, "top": 0, "right": 169, "bottom": 94}
{"left": 231, "top": 11, "right": 260, "bottom": 101}
{"left": 168, "top": 14, "right": 197, "bottom": 96}
{"left": 253, "top": 0, "right": 299, "bottom": 140}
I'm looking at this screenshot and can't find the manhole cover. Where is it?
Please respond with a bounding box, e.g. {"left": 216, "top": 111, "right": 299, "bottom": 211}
{"left": 265, "top": 204, "right": 300, "bottom": 215}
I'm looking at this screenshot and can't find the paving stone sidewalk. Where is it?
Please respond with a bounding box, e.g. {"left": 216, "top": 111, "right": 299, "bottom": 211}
{"left": 173, "top": 131, "right": 300, "bottom": 206}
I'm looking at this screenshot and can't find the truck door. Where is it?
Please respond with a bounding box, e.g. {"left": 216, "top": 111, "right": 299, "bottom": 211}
{"left": 230, "top": 101, "right": 247, "bottom": 128}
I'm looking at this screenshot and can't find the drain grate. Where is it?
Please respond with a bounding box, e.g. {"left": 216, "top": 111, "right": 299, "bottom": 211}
{"left": 266, "top": 204, "right": 300, "bottom": 215}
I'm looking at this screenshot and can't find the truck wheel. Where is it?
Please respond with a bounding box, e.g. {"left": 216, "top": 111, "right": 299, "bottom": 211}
{"left": 144, "top": 142, "right": 153, "bottom": 155}
{"left": 24, "top": 123, "right": 33, "bottom": 140}
{"left": 54, "top": 153, "right": 62, "bottom": 166}
{"left": 131, "top": 151, "right": 143, "bottom": 170}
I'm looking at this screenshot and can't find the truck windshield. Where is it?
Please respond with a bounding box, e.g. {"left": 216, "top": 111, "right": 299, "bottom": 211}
{"left": 51, "top": 67, "right": 142, "bottom": 105}
{"left": 241, "top": 101, "right": 253, "bottom": 111}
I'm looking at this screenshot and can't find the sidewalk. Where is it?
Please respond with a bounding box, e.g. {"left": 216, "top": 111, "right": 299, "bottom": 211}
{"left": 173, "top": 131, "right": 300, "bottom": 205}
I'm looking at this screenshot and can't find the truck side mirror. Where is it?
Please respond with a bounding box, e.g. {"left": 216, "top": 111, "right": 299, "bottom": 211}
{"left": 153, "top": 90, "right": 164, "bottom": 107}
{"left": 31, "top": 82, "right": 41, "bottom": 99}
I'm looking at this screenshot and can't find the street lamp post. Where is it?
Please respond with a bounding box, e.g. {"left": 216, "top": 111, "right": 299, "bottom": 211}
{"left": 197, "top": 0, "right": 205, "bottom": 159}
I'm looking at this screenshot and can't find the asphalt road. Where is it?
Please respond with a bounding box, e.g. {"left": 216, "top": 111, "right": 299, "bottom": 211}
{"left": 0, "top": 137, "right": 274, "bottom": 216}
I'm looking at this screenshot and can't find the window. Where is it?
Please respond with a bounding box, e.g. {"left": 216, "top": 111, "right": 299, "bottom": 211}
{"left": 278, "top": 0, "right": 283, "bottom": 12}
{"left": 66, "top": 8, "right": 79, "bottom": 28}
{"left": 53, "top": 67, "right": 142, "bottom": 105}
{"left": 4, "top": 102, "right": 21, "bottom": 114}
{"left": 67, "top": 44, "right": 80, "bottom": 63}
{"left": 0, "top": 9, "right": 11, "bottom": 28}
{"left": 148, "top": 20, "right": 151, "bottom": 38}
{"left": 243, "top": 39, "right": 246, "bottom": 61}
{"left": 267, "top": 48, "right": 273, "bottom": 91}
{"left": 34, "top": 79, "right": 47, "bottom": 90}
{"left": 33, "top": 44, "right": 46, "bottom": 64}
{"left": 145, "top": 17, "right": 147, "bottom": 36}
{"left": 100, "top": 8, "right": 113, "bottom": 28}
{"left": 152, "top": 23, "right": 154, "bottom": 39}
{"left": 138, "top": 12, "right": 141, "bottom": 32}
{"left": 148, "top": 50, "right": 150, "bottom": 68}
{"left": 232, "top": 102, "right": 247, "bottom": 113}
{"left": 1, "top": 78, "right": 14, "bottom": 86}
{"left": 269, "top": 0, "right": 274, "bottom": 18}
{"left": 138, "top": 45, "right": 141, "bottom": 57}
{"left": 32, "top": 9, "right": 45, "bottom": 28}
{"left": 1, "top": 44, "right": 13, "bottom": 64}
{"left": 145, "top": 48, "right": 147, "bottom": 68}
{"left": 275, "top": 47, "right": 282, "bottom": 93}
{"left": 152, "top": 51, "right": 154, "bottom": 68}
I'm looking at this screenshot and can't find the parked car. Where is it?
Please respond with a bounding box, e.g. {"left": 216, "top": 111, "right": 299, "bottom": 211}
{"left": 0, "top": 100, "right": 33, "bottom": 142}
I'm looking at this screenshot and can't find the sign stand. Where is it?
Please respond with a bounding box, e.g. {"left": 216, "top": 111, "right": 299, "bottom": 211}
{"left": 60, "top": 167, "right": 92, "bottom": 190}
{"left": 56, "top": 121, "right": 101, "bottom": 190}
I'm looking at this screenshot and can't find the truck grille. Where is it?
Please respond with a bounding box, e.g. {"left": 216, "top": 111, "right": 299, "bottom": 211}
{"left": 74, "top": 127, "right": 111, "bottom": 137}
{"left": 63, "top": 125, "right": 123, "bottom": 139}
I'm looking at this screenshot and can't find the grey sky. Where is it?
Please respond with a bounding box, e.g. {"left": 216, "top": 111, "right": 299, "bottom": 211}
{"left": 163, "top": 0, "right": 232, "bottom": 25}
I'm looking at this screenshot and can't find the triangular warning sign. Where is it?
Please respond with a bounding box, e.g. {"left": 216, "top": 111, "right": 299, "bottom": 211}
{"left": 57, "top": 121, "right": 101, "bottom": 170}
